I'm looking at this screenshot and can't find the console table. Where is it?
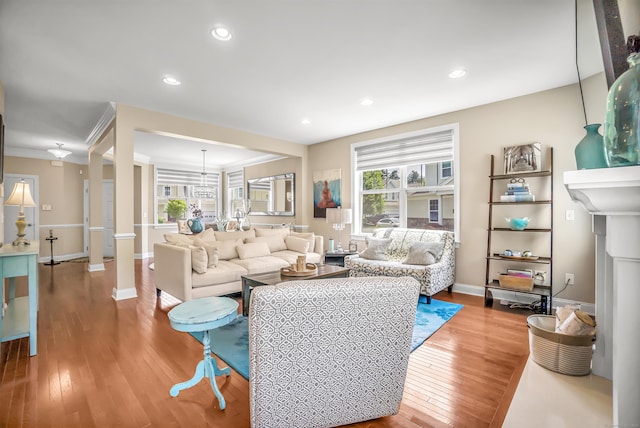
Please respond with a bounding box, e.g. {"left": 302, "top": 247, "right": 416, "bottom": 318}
{"left": 0, "top": 243, "right": 39, "bottom": 356}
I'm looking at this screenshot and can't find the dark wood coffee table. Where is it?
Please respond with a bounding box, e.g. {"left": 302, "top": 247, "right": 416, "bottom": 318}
{"left": 241, "top": 264, "right": 350, "bottom": 316}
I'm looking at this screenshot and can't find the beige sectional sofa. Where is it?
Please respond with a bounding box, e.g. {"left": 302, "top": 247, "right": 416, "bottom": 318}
{"left": 153, "top": 228, "right": 323, "bottom": 301}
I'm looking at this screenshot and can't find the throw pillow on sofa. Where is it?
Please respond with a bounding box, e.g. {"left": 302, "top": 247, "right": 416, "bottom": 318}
{"left": 359, "top": 237, "right": 393, "bottom": 261}
{"left": 402, "top": 241, "right": 444, "bottom": 266}
{"left": 190, "top": 245, "right": 208, "bottom": 274}
{"left": 193, "top": 238, "right": 219, "bottom": 267}
{"left": 290, "top": 232, "right": 315, "bottom": 250}
{"left": 245, "top": 235, "right": 287, "bottom": 252}
{"left": 212, "top": 239, "right": 243, "bottom": 260}
{"left": 237, "top": 242, "right": 271, "bottom": 260}
{"left": 285, "top": 235, "right": 310, "bottom": 253}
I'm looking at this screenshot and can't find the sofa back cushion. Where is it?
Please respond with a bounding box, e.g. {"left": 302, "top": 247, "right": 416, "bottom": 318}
{"left": 255, "top": 228, "right": 290, "bottom": 239}
{"left": 212, "top": 239, "right": 243, "bottom": 260}
{"left": 164, "top": 233, "right": 193, "bottom": 245}
{"left": 372, "top": 228, "right": 450, "bottom": 262}
{"left": 245, "top": 235, "right": 287, "bottom": 252}
{"left": 215, "top": 229, "right": 256, "bottom": 242}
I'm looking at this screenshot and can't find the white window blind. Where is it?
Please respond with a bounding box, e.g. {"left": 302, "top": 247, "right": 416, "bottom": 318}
{"left": 227, "top": 170, "right": 244, "bottom": 189}
{"left": 157, "top": 168, "right": 220, "bottom": 187}
{"left": 354, "top": 129, "right": 453, "bottom": 171}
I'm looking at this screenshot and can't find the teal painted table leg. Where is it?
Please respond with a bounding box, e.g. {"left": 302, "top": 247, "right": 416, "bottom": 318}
{"left": 169, "top": 330, "right": 230, "bottom": 409}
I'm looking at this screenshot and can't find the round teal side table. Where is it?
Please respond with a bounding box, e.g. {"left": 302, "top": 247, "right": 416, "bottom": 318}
{"left": 168, "top": 296, "right": 238, "bottom": 409}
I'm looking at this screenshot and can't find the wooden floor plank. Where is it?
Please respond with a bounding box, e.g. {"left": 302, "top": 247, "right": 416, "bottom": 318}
{"left": 0, "top": 260, "right": 529, "bottom": 427}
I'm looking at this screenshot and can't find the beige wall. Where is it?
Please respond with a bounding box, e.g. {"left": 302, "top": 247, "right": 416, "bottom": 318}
{"left": 1, "top": 80, "right": 5, "bottom": 244}
{"left": 308, "top": 74, "right": 608, "bottom": 305}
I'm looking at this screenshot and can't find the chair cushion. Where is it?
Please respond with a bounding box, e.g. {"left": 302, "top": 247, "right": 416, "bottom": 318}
{"left": 402, "top": 241, "right": 444, "bottom": 265}
{"left": 359, "top": 237, "right": 392, "bottom": 261}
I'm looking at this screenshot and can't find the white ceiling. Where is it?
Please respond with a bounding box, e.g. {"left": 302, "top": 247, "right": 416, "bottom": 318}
{"left": 0, "top": 0, "right": 604, "bottom": 169}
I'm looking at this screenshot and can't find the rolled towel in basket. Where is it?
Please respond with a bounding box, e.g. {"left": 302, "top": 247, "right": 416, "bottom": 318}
{"left": 556, "top": 310, "right": 595, "bottom": 336}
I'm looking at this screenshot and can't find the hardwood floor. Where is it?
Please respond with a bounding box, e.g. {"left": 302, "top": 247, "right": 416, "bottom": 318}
{"left": 0, "top": 260, "right": 530, "bottom": 427}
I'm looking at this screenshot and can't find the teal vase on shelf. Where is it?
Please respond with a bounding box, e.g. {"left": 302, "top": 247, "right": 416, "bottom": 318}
{"left": 575, "top": 124, "right": 607, "bottom": 170}
{"left": 603, "top": 39, "right": 640, "bottom": 167}
{"left": 187, "top": 218, "right": 203, "bottom": 234}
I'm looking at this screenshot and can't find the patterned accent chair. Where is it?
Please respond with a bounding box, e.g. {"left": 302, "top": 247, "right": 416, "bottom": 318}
{"left": 248, "top": 276, "right": 420, "bottom": 428}
{"left": 345, "top": 228, "right": 456, "bottom": 303}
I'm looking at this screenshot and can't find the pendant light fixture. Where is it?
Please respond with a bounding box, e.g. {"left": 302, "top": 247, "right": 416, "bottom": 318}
{"left": 573, "top": 0, "right": 607, "bottom": 170}
{"left": 192, "top": 149, "right": 215, "bottom": 199}
{"left": 47, "top": 143, "right": 72, "bottom": 159}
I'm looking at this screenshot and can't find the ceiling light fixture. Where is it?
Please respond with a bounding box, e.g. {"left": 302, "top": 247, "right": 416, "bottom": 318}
{"left": 192, "top": 149, "right": 215, "bottom": 199}
{"left": 211, "top": 27, "right": 232, "bottom": 41}
{"left": 47, "top": 143, "right": 72, "bottom": 159}
{"left": 301, "top": 119, "right": 311, "bottom": 125}
{"left": 162, "top": 75, "right": 181, "bottom": 86}
{"left": 360, "top": 98, "right": 374, "bottom": 106}
{"left": 448, "top": 69, "right": 466, "bottom": 79}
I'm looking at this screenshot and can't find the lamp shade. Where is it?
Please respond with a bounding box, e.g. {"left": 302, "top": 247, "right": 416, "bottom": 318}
{"left": 5, "top": 180, "right": 36, "bottom": 207}
{"left": 326, "top": 208, "right": 352, "bottom": 225}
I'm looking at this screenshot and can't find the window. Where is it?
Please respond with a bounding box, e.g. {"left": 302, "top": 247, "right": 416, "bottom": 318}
{"left": 155, "top": 168, "right": 220, "bottom": 225}
{"left": 352, "top": 124, "right": 459, "bottom": 240}
{"left": 226, "top": 169, "right": 244, "bottom": 216}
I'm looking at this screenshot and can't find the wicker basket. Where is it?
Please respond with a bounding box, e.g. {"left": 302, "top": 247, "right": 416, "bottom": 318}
{"left": 527, "top": 315, "right": 595, "bottom": 376}
{"left": 498, "top": 274, "right": 534, "bottom": 291}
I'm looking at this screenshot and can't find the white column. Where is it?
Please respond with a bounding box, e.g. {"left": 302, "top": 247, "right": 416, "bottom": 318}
{"left": 592, "top": 215, "right": 613, "bottom": 380}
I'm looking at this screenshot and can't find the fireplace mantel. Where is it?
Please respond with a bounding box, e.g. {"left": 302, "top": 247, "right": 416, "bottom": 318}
{"left": 564, "top": 165, "right": 640, "bottom": 427}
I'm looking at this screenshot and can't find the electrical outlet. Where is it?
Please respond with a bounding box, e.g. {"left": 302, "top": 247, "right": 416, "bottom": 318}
{"left": 565, "top": 273, "right": 575, "bottom": 285}
{"left": 566, "top": 209, "right": 575, "bottom": 221}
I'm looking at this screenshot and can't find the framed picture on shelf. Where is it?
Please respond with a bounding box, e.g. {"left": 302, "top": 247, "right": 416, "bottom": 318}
{"left": 503, "top": 143, "right": 541, "bottom": 174}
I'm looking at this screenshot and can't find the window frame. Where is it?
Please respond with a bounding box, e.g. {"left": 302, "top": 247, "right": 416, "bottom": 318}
{"left": 351, "top": 123, "right": 460, "bottom": 243}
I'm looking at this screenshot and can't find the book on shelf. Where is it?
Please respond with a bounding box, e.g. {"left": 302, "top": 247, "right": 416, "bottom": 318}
{"left": 500, "top": 194, "right": 536, "bottom": 202}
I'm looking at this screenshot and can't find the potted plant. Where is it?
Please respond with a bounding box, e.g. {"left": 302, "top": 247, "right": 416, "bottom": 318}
{"left": 165, "top": 199, "right": 187, "bottom": 222}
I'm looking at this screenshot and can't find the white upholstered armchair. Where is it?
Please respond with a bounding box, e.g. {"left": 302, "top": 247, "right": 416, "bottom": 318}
{"left": 248, "top": 276, "right": 420, "bottom": 428}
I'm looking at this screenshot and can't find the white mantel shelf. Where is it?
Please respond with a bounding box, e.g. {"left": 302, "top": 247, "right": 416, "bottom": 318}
{"left": 564, "top": 165, "right": 640, "bottom": 427}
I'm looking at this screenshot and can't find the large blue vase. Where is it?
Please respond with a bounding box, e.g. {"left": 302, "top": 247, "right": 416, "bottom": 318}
{"left": 604, "top": 50, "right": 640, "bottom": 167}
{"left": 187, "top": 218, "right": 203, "bottom": 233}
{"left": 575, "top": 124, "right": 607, "bottom": 170}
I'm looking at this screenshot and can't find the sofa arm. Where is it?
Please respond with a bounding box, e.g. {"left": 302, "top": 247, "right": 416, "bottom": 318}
{"left": 313, "top": 235, "right": 324, "bottom": 254}
{"left": 153, "top": 243, "right": 193, "bottom": 301}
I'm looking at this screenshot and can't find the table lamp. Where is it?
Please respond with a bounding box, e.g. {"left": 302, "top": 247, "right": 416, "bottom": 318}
{"left": 326, "top": 207, "right": 352, "bottom": 252}
{"left": 5, "top": 179, "right": 37, "bottom": 246}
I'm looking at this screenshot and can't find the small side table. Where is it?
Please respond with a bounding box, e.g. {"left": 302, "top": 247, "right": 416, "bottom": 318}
{"left": 168, "top": 296, "right": 239, "bottom": 409}
{"left": 324, "top": 251, "right": 358, "bottom": 267}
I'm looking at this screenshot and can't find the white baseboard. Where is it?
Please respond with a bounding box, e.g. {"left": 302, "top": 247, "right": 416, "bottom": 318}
{"left": 88, "top": 263, "right": 105, "bottom": 272}
{"left": 112, "top": 287, "right": 137, "bottom": 301}
{"left": 134, "top": 252, "right": 153, "bottom": 260}
{"left": 452, "top": 282, "right": 595, "bottom": 316}
{"left": 38, "top": 252, "right": 86, "bottom": 264}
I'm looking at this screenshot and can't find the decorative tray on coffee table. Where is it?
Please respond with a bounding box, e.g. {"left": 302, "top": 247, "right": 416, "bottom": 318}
{"left": 280, "top": 263, "right": 318, "bottom": 277}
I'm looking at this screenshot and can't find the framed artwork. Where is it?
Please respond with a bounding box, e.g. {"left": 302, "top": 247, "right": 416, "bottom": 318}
{"left": 313, "top": 168, "right": 341, "bottom": 218}
{"left": 503, "top": 143, "right": 541, "bottom": 174}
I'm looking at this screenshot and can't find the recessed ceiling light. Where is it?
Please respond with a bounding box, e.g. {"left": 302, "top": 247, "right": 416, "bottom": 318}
{"left": 211, "top": 27, "right": 232, "bottom": 41}
{"left": 448, "top": 69, "right": 466, "bottom": 79}
{"left": 301, "top": 119, "right": 311, "bottom": 125}
{"left": 360, "top": 98, "right": 374, "bottom": 106}
{"left": 162, "top": 75, "right": 181, "bottom": 86}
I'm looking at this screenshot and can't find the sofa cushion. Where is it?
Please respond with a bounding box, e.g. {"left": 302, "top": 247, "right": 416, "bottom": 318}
{"left": 271, "top": 250, "right": 322, "bottom": 265}
{"left": 402, "top": 241, "right": 444, "bottom": 265}
{"left": 255, "top": 228, "right": 290, "bottom": 239}
{"left": 229, "top": 256, "right": 289, "bottom": 274}
{"left": 164, "top": 233, "right": 193, "bottom": 245}
{"left": 360, "top": 237, "right": 393, "bottom": 261}
{"left": 245, "top": 235, "right": 287, "bottom": 252}
{"left": 285, "top": 235, "right": 310, "bottom": 253}
{"left": 237, "top": 242, "right": 272, "bottom": 260}
{"left": 193, "top": 238, "right": 220, "bottom": 267}
{"left": 197, "top": 228, "right": 216, "bottom": 243}
{"left": 211, "top": 239, "right": 242, "bottom": 260}
{"left": 289, "top": 232, "right": 315, "bottom": 250}
{"left": 214, "top": 229, "right": 256, "bottom": 242}
{"left": 191, "top": 260, "right": 248, "bottom": 288}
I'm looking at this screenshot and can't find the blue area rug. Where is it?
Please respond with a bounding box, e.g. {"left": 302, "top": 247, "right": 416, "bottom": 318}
{"left": 191, "top": 296, "right": 463, "bottom": 381}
